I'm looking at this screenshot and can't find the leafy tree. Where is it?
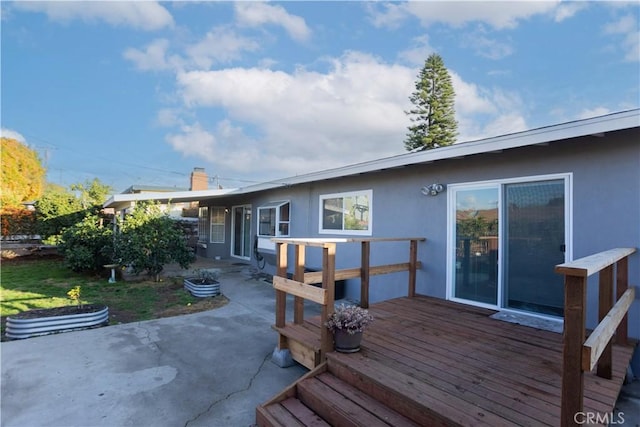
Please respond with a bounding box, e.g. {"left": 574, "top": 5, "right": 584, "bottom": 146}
{"left": 404, "top": 53, "right": 458, "bottom": 151}
{"left": 35, "top": 186, "right": 84, "bottom": 243}
{"left": 116, "top": 201, "right": 194, "bottom": 281}
{"left": 71, "top": 178, "right": 113, "bottom": 209}
{"left": 59, "top": 214, "right": 114, "bottom": 272}
{"left": 35, "top": 179, "right": 112, "bottom": 243}
{"left": 1, "top": 137, "right": 46, "bottom": 208}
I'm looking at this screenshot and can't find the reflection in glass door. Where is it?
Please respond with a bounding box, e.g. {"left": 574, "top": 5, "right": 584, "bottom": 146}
{"left": 232, "top": 205, "right": 252, "bottom": 259}
{"left": 504, "top": 180, "right": 565, "bottom": 316}
{"left": 451, "top": 176, "right": 568, "bottom": 317}
{"left": 454, "top": 187, "right": 499, "bottom": 305}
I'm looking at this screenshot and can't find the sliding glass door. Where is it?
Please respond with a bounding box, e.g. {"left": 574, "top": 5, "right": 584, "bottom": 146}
{"left": 454, "top": 187, "right": 499, "bottom": 305}
{"left": 503, "top": 180, "right": 566, "bottom": 316}
{"left": 450, "top": 175, "right": 569, "bottom": 317}
{"left": 232, "top": 205, "right": 252, "bottom": 259}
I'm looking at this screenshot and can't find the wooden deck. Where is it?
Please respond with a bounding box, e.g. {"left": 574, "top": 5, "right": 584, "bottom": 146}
{"left": 258, "top": 296, "right": 635, "bottom": 426}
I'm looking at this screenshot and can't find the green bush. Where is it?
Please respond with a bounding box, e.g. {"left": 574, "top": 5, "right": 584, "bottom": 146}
{"left": 59, "top": 214, "right": 114, "bottom": 272}
{"left": 116, "top": 202, "right": 194, "bottom": 281}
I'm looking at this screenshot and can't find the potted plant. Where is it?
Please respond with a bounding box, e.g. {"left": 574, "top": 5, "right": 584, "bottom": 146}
{"left": 184, "top": 269, "right": 221, "bottom": 297}
{"left": 325, "top": 304, "right": 374, "bottom": 353}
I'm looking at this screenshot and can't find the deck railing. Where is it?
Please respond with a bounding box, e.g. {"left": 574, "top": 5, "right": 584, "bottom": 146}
{"left": 272, "top": 237, "right": 425, "bottom": 362}
{"left": 555, "top": 247, "right": 636, "bottom": 427}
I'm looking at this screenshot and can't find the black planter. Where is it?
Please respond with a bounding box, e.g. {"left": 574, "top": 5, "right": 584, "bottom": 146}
{"left": 333, "top": 329, "right": 363, "bottom": 353}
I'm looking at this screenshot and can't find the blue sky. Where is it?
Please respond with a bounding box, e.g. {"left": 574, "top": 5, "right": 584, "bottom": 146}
{"left": 2, "top": 1, "right": 638, "bottom": 193}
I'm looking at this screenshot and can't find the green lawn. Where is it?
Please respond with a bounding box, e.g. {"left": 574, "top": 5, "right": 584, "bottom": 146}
{"left": 1, "top": 258, "right": 227, "bottom": 336}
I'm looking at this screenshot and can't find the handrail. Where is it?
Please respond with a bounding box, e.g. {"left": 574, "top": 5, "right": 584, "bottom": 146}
{"left": 582, "top": 287, "right": 634, "bottom": 371}
{"left": 555, "top": 247, "right": 636, "bottom": 427}
{"left": 273, "top": 237, "right": 425, "bottom": 363}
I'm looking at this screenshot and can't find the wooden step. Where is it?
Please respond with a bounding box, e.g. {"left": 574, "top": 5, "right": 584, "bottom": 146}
{"left": 273, "top": 323, "right": 323, "bottom": 369}
{"left": 297, "top": 373, "right": 419, "bottom": 427}
{"left": 256, "top": 397, "right": 330, "bottom": 427}
{"left": 327, "top": 351, "right": 517, "bottom": 427}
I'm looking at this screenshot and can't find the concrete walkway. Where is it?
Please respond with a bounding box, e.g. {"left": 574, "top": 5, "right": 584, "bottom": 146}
{"left": 1, "top": 265, "right": 314, "bottom": 427}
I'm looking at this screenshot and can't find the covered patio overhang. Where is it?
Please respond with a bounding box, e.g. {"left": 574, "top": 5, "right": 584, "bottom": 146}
{"left": 102, "top": 188, "right": 237, "bottom": 212}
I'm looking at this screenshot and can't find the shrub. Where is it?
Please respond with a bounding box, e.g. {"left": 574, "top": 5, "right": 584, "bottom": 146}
{"left": 0, "top": 206, "right": 37, "bottom": 239}
{"left": 58, "top": 214, "right": 114, "bottom": 272}
{"left": 115, "top": 201, "right": 194, "bottom": 281}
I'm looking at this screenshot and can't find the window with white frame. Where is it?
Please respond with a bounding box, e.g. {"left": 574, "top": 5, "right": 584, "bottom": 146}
{"left": 198, "top": 207, "right": 208, "bottom": 242}
{"left": 319, "top": 190, "right": 372, "bottom": 235}
{"left": 257, "top": 201, "right": 290, "bottom": 237}
{"left": 210, "top": 207, "right": 226, "bottom": 243}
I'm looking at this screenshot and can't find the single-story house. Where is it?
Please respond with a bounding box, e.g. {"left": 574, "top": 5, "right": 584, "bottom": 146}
{"left": 104, "top": 109, "right": 639, "bottom": 364}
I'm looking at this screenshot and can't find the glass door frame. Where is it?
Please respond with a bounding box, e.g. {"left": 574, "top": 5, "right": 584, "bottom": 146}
{"left": 446, "top": 173, "right": 573, "bottom": 318}
{"left": 231, "top": 204, "right": 252, "bottom": 260}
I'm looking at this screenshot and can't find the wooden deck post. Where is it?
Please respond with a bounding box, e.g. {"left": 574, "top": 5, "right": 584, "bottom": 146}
{"left": 275, "top": 242, "right": 288, "bottom": 349}
{"left": 597, "top": 265, "right": 613, "bottom": 379}
{"left": 615, "top": 256, "right": 629, "bottom": 345}
{"left": 293, "top": 244, "right": 306, "bottom": 324}
{"left": 360, "top": 241, "right": 370, "bottom": 309}
{"left": 561, "top": 275, "right": 587, "bottom": 427}
{"left": 408, "top": 239, "right": 418, "bottom": 298}
{"left": 320, "top": 243, "right": 336, "bottom": 360}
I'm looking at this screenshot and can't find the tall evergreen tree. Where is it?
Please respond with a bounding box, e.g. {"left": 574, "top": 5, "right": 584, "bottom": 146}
{"left": 404, "top": 54, "right": 458, "bottom": 151}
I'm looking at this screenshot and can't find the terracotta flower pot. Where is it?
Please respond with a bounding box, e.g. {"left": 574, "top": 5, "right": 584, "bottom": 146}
{"left": 333, "top": 329, "right": 363, "bottom": 353}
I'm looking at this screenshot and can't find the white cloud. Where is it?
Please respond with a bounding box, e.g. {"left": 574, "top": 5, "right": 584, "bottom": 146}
{"left": 234, "top": 2, "right": 311, "bottom": 42}
{"left": 450, "top": 72, "right": 496, "bottom": 115}
{"left": 577, "top": 107, "right": 611, "bottom": 120}
{"left": 165, "top": 123, "right": 217, "bottom": 161}
{"left": 369, "top": 1, "right": 559, "bottom": 30}
{"left": 123, "top": 39, "right": 176, "bottom": 71}
{"left": 366, "top": 2, "right": 410, "bottom": 29}
{"left": 186, "top": 27, "right": 260, "bottom": 69}
{"left": 0, "top": 128, "right": 26, "bottom": 143}
{"left": 462, "top": 29, "right": 514, "bottom": 60}
{"left": 170, "top": 52, "right": 529, "bottom": 177}
{"left": 124, "top": 27, "right": 260, "bottom": 72}
{"left": 603, "top": 14, "right": 640, "bottom": 62}
{"left": 13, "top": 1, "right": 174, "bottom": 31}
{"left": 554, "top": 2, "right": 587, "bottom": 22}
{"left": 156, "top": 108, "right": 185, "bottom": 128}
{"left": 480, "top": 113, "right": 528, "bottom": 137}
{"left": 450, "top": 72, "right": 527, "bottom": 140}
{"left": 398, "top": 35, "right": 434, "bottom": 66}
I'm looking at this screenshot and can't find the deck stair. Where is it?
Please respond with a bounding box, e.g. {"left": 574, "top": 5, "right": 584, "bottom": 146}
{"left": 257, "top": 355, "right": 425, "bottom": 427}
{"left": 257, "top": 343, "right": 545, "bottom": 427}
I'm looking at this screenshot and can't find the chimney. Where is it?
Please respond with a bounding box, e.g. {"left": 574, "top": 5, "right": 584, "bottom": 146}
{"left": 190, "top": 167, "right": 208, "bottom": 191}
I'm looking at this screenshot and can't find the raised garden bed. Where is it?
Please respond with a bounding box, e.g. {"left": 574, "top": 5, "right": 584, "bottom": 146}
{"left": 5, "top": 304, "right": 109, "bottom": 340}
{"left": 184, "top": 278, "right": 221, "bottom": 298}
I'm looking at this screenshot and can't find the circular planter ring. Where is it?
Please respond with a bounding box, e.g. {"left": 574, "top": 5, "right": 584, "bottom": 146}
{"left": 6, "top": 305, "right": 109, "bottom": 340}
{"left": 184, "top": 278, "right": 220, "bottom": 297}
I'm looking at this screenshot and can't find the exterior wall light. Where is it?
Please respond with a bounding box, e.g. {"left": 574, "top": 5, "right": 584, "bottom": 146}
{"left": 421, "top": 183, "right": 445, "bottom": 196}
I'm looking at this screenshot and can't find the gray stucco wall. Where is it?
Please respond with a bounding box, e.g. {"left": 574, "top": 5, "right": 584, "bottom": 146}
{"left": 201, "top": 129, "right": 639, "bottom": 340}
